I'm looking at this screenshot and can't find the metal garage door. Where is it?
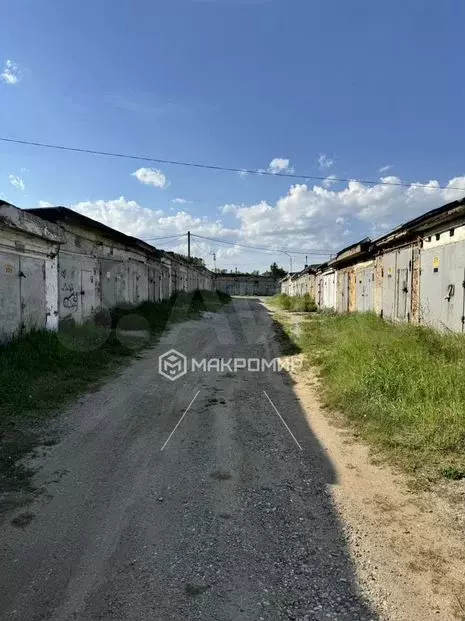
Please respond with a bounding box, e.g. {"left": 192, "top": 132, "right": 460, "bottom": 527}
{"left": 382, "top": 248, "right": 411, "bottom": 321}
{"left": 420, "top": 243, "right": 465, "bottom": 332}
{"left": 20, "top": 257, "right": 46, "bottom": 330}
{"left": 0, "top": 253, "right": 21, "bottom": 338}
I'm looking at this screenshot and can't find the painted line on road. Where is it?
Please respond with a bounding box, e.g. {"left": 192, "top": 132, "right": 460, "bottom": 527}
{"left": 263, "top": 390, "right": 303, "bottom": 451}
{"left": 160, "top": 389, "right": 201, "bottom": 452}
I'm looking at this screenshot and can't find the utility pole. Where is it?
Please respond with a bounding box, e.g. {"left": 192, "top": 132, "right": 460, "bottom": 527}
{"left": 187, "top": 231, "right": 191, "bottom": 259}
{"left": 283, "top": 251, "right": 293, "bottom": 274}
{"left": 210, "top": 251, "right": 217, "bottom": 272}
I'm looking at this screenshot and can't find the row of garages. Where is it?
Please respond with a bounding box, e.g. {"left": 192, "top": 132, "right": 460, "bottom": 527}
{"left": 281, "top": 196, "right": 465, "bottom": 333}
{"left": 0, "top": 202, "right": 214, "bottom": 341}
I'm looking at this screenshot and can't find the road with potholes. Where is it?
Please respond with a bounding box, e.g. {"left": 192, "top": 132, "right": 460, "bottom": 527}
{"left": 0, "top": 298, "right": 378, "bottom": 620}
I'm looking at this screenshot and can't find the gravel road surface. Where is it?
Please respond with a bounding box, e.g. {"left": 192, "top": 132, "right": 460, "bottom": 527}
{"left": 0, "top": 299, "right": 378, "bottom": 620}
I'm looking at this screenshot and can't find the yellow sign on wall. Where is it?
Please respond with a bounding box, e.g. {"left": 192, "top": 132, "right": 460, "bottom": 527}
{"left": 433, "top": 256, "right": 440, "bottom": 269}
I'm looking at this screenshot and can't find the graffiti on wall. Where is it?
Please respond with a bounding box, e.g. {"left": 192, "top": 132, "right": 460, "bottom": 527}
{"left": 62, "top": 281, "right": 78, "bottom": 312}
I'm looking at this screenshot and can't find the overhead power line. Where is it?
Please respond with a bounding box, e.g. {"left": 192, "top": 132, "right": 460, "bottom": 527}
{"left": 1, "top": 136, "right": 463, "bottom": 191}
{"left": 190, "top": 233, "right": 331, "bottom": 256}
{"left": 141, "top": 233, "right": 187, "bottom": 242}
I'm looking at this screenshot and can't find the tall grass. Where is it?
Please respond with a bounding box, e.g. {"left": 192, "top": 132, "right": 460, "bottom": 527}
{"left": 0, "top": 290, "right": 230, "bottom": 489}
{"left": 298, "top": 313, "right": 465, "bottom": 479}
{"left": 271, "top": 293, "right": 317, "bottom": 312}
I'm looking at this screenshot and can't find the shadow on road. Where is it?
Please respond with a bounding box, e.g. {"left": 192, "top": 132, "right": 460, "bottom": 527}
{"left": 0, "top": 296, "right": 379, "bottom": 621}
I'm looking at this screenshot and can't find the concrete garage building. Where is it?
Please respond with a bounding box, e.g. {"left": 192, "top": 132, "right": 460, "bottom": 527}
{"left": 0, "top": 201, "right": 62, "bottom": 340}
{"left": 285, "top": 195, "right": 465, "bottom": 333}
{"left": 27, "top": 207, "right": 166, "bottom": 323}
{"left": 328, "top": 238, "right": 373, "bottom": 314}
{"left": 372, "top": 196, "right": 465, "bottom": 331}
{"left": 215, "top": 274, "right": 278, "bottom": 296}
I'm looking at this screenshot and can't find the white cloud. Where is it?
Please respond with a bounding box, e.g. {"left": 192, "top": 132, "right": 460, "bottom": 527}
{"left": 37, "top": 200, "right": 53, "bottom": 208}
{"left": 379, "top": 164, "right": 392, "bottom": 173}
{"left": 318, "top": 154, "right": 334, "bottom": 170}
{"left": 9, "top": 174, "right": 25, "bottom": 191}
{"left": 49, "top": 175, "right": 465, "bottom": 273}
{"left": 238, "top": 169, "right": 248, "bottom": 178}
{"left": 71, "top": 196, "right": 235, "bottom": 241}
{"left": 1, "top": 60, "right": 22, "bottom": 85}
{"left": 131, "top": 167, "right": 168, "bottom": 188}
{"left": 268, "top": 158, "right": 294, "bottom": 175}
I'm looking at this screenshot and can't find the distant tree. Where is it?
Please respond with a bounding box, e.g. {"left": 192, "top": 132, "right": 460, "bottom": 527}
{"left": 263, "top": 262, "right": 287, "bottom": 279}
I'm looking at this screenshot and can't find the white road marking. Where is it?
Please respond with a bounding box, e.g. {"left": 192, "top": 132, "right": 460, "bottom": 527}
{"left": 160, "top": 390, "right": 201, "bottom": 451}
{"left": 263, "top": 390, "right": 303, "bottom": 451}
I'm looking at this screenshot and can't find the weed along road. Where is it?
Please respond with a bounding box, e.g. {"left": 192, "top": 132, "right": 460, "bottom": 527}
{"left": 0, "top": 298, "right": 378, "bottom": 621}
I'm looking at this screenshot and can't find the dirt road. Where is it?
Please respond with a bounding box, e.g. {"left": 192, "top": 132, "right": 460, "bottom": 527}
{"left": 0, "top": 298, "right": 381, "bottom": 620}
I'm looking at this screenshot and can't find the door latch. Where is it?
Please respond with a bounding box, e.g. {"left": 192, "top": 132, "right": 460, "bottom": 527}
{"left": 445, "top": 283, "right": 455, "bottom": 301}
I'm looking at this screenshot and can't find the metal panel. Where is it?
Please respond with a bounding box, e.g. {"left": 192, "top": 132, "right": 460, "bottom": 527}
{"left": 59, "top": 260, "right": 81, "bottom": 320}
{"left": 365, "top": 268, "right": 374, "bottom": 311}
{"left": 81, "top": 269, "right": 96, "bottom": 318}
{"left": 381, "top": 251, "right": 396, "bottom": 320}
{"left": 420, "top": 242, "right": 465, "bottom": 332}
{"left": 356, "top": 267, "right": 374, "bottom": 312}
{"left": 161, "top": 265, "right": 170, "bottom": 299}
{"left": 322, "top": 271, "right": 336, "bottom": 309}
{"left": 395, "top": 247, "right": 411, "bottom": 322}
{"left": 0, "top": 253, "right": 21, "bottom": 338}
{"left": 100, "top": 259, "right": 126, "bottom": 308}
{"left": 337, "top": 271, "right": 348, "bottom": 312}
{"left": 356, "top": 269, "right": 364, "bottom": 312}
{"left": 20, "top": 256, "right": 46, "bottom": 330}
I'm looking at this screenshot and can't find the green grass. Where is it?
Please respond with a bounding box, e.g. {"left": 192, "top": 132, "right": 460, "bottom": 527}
{"left": 270, "top": 293, "right": 317, "bottom": 312}
{"left": 282, "top": 311, "right": 465, "bottom": 481}
{"left": 0, "top": 289, "right": 231, "bottom": 491}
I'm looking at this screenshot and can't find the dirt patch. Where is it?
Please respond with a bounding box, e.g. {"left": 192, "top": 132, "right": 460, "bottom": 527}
{"left": 289, "top": 362, "right": 465, "bottom": 621}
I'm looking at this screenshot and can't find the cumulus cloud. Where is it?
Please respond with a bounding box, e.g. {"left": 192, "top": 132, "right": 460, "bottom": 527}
{"left": 9, "top": 174, "right": 25, "bottom": 191}
{"left": 268, "top": 158, "right": 294, "bottom": 174}
{"left": 172, "top": 197, "right": 188, "bottom": 204}
{"left": 318, "top": 154, "right": 334, "bottom": 170}
{"left": 1, "top": 60, "right": 22, "bottom": 85}
{"left": 131, "top": 167, "right": 168, "bottom": 188}
{"left": 71, "top": 196, "right": 235, "bottom": 241}
{"left": 37, "top": 200, "right": 53, "bottom": 208}
{"left": 49, "top": 175, "right": 465, "bottom": 273}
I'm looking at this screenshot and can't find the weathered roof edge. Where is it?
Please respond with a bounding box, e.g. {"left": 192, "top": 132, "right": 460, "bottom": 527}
{"left": 373, "top": 196, "right": 465, "bottom": 248}
{"left": 328, "top": 237, "right": 372, "bottom": 268}
{"left": 1, "top": 201, "right": 63, "bottom": 243}
{"left": 26, "top": 206, "right": 163, "bottom": 257}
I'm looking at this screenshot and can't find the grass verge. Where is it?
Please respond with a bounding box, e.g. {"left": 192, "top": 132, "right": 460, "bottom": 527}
{"left": 0, "top": 289, "right": 231, "bottom": 493}
{"left": 276, "top": 311, "right": 465, "bottom": 481}
{"left": 270, "top": 293, "right": 317, "bottom": 312}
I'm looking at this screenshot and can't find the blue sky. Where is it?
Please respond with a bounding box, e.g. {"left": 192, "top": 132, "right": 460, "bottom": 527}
{"left": 1, "top": 0, "right": 465, "bottom": 272}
